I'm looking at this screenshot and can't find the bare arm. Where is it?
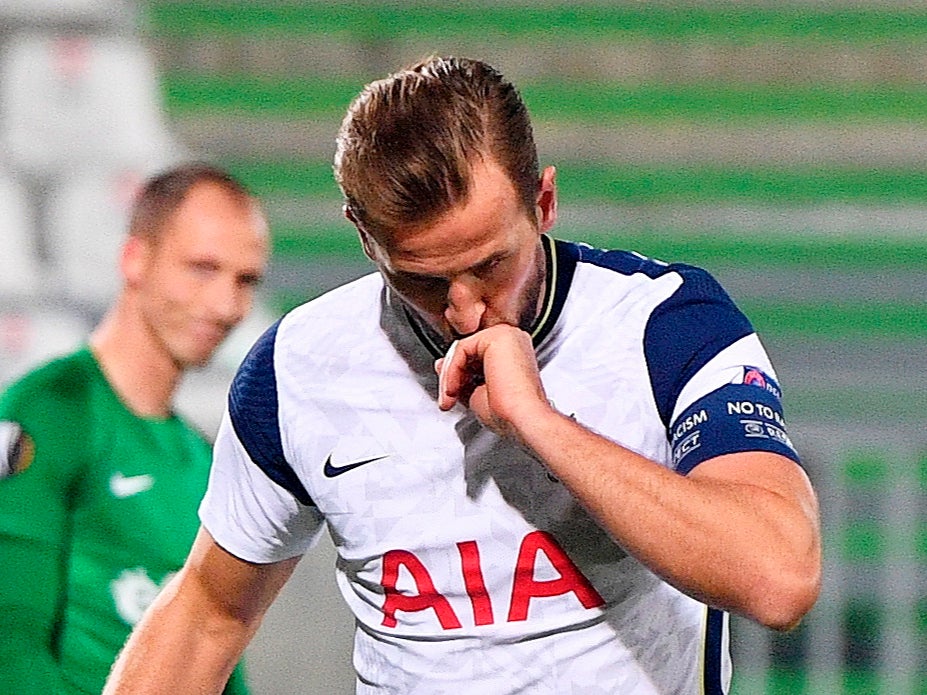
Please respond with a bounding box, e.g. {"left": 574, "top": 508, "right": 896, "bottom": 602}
{"left": 104, "top": 527, "right": 300, "bottom": 694}
{"left": 437, "top": 325, "right": 822, "bottom": 630}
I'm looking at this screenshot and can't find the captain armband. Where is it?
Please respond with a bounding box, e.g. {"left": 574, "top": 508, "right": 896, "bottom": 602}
{"left": 669, "top": 370, "right": 800, "bottom": 475}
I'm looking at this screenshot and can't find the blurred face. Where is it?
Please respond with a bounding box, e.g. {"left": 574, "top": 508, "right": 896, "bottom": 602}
{"left": 359, "top": 159, "right": 557, "bottom": 344}
{"left": 129, "top": 182, "right": 268, "bottom": 368}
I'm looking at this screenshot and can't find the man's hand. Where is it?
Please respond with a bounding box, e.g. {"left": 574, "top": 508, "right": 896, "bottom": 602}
{"left": 435, "top": 325, "right": 552, "bottom": 440}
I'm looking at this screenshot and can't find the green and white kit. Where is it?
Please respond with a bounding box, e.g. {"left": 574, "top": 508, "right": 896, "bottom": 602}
{"left": 0, "top": 347, "right": 248, "bottom": 694}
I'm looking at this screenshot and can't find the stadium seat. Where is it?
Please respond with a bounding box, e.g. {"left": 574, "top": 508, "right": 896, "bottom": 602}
{"left": 0, "top": 32, "right": 183, "bottom": 176}
{"left": 43, "top": 167, "right": 146, "bottom": 309}
{"left": 0, "top": 306, "right": 91, "bottom": 386}
{"left": 0, "top": 0, "right": 133, "bottom": 29}
{"left": 0, "top": 167, "right": 42, "bottom": 300}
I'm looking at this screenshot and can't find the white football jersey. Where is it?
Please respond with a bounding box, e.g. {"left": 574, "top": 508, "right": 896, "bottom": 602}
{"left": 201, "top": 236, "right": 799, "bottom": 694}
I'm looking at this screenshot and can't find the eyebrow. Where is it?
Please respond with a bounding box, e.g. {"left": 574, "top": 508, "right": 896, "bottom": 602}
{"left": 394, "top": 250, "right": 509, "bottom": 281}
{"left": 473, "top": 250, "right": 508, "bottom": 272}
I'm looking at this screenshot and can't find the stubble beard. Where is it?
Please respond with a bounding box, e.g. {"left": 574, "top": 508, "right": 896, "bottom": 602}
{"left": 516, "top": 240, "right": 547, "bottom": 334}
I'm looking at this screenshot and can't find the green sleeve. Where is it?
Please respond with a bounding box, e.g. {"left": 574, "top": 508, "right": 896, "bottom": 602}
{"left": 224, "top": 661, "right": 252, "bottom": 695}
{"left": 0, "top": 376, "right": 88, "bottom": 694}
{"left": 0, "top": 544, "right": 81, "bottom": 694}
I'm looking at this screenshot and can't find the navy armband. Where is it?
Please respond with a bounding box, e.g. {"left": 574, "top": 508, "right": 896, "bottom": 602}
{"left": 670, "top": 376, "right": 800, "bottom": 475}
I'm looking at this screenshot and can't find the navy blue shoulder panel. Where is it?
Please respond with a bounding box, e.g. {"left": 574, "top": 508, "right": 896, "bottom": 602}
{"left": 546, "top": 242, "right": 754, "bottom": 431}
{"left": 227, "top": 319, "right": 314, "bottom": 506}
{"left": 643, "top": 264, "right": 754, "bottom": 427}
{"left": 574, "top": 243, "right": 676, "bottom": 279}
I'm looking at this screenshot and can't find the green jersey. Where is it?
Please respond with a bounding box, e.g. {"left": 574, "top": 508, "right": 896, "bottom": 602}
{"left": 0, "top": 347, "right": 249, "bottom": 694}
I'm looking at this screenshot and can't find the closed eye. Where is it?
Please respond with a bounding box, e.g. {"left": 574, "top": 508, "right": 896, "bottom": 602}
{"left": 238, "top": 272, "right": 263, "bottom": 288}
{"left": 473, "top": 254, "right": 507, "bottom": 278}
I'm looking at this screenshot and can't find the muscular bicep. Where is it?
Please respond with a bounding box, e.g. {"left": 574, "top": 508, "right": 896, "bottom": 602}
{"left": 690, "top": 451, "right": 820, "bottom": 527}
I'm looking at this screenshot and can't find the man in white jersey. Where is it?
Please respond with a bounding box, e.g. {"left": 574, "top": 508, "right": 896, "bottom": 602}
{"left": 105, "top": 56, "right": 821, "bottom": 695}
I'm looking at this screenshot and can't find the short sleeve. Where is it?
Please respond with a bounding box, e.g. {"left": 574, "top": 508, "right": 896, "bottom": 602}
{"left": 200, "top": 321, "right": 325, "bottom": 564}
{"left": 643, "top": 266, "right": 800, "bottom": 474}
{"left": 643, "top": 264, "right": 754, "bottom": 428}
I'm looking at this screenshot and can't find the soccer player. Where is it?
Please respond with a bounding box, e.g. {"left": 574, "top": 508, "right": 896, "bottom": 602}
{"left": 0, "top": 163, "right": 269, "bottom": 694}
{"left": 104, "top": 57, "right": 821, "bottom": 695}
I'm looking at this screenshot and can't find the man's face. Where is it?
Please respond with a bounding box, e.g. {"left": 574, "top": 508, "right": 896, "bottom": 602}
{"left": 360, "top": 159, "right": 557, "bottom": 345}
{"left": 131, "top": 182, "right": 269, "bottom": 368}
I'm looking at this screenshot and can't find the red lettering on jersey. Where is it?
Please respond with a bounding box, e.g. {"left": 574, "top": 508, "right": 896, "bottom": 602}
{"left": 507, "top": 530, "right": 605, "bottom": 622}
{"left": 381, "top": 549, "right": 462, "bottom": 629}
{"left": 457, "top": 540, "right": 494, "bottom": 626}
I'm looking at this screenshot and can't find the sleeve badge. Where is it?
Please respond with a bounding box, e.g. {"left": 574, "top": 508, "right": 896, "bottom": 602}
{"left": 0, "top": 421, "right": 36, "bottom": 479}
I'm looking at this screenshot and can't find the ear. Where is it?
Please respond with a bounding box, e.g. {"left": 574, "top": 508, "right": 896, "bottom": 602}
{"left": 120, "top": 235, "right": 149, "bottom": 286}
{"left": 535, "top": 165, "right": 558, "bottom": 234}
{"left": 356, "top": 227, "right": 378, "bottom": 263}
{"left": 345, "top": 204, "right": 378, "bottom": 262}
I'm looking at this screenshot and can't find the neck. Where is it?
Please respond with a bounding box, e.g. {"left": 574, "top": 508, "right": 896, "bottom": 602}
{"left": 89, "top": 296, "right": 182, "bottom": 418}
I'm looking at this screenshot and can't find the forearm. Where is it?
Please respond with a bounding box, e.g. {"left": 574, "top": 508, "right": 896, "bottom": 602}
{"left": 434, "top": 325, "right": 820, "bottom": 626}
{"left": 513, "top": 405, "right": 821, "bottom": 629}
{"left": 105, "top": 529, "right": 297, "bottom": 695}
{"left": 105, "top": 570, "right": 256, "bottom": 695}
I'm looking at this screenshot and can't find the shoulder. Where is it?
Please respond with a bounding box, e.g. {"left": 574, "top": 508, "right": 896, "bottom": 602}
{"left": 229, "top": 320, "right": 281, "bottom": 409}
{"left": 639, "top": 264, "right": 755, "bottom": 427}
{"left": 288, "top": 272, "right": 383, "bottom": 323}
{"left": 226, "top": 274, "right": 377, "bottom": 420}
{"left": 560, "top": 240, "right": 757, "bottom": 424}
{"left": 642, "top": 261, "right": 751, "bottom": 339}
{"left": 570, "top": 240, "right": 724, "bottom": 292}
{"left": 562, "top": 240, "right": 740, "bottom": 322}
{"left": 572, "top": 242, "right": 676, "bottom": 280}
{"left": 238, "top": 272, "right": 385, "bottom": 380}
{"left": 0, "top": 348, "right": 95, "bottom": 481}
{"left": 0, "top": 348, "right": 96, "bottom": 417}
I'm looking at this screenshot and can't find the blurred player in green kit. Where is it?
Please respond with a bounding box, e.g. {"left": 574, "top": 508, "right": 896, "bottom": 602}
{"left": 0, "top": 163, "right": 269, "bottom": 694}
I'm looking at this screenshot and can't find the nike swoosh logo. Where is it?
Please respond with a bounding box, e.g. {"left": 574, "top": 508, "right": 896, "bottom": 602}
{"left": 323, "top": 454, "right": 389, "bottom": 478}
{"left": 110, "top": 472, "right": 155, "bottom": 498}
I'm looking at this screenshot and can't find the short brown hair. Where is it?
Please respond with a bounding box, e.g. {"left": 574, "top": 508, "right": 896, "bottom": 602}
{"left": 129, "top": 162, "right": 253, "bottom": 241}
{"left": 334, "top": 56, "right": 539, "bottom": 239}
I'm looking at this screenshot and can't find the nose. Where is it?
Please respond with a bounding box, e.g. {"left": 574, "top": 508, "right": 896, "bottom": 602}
{"left": 208, "top": 278, "right": 251, "bottom": 327}
{"left": 444, "top": 275, "right": 485, "bottom": 337}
